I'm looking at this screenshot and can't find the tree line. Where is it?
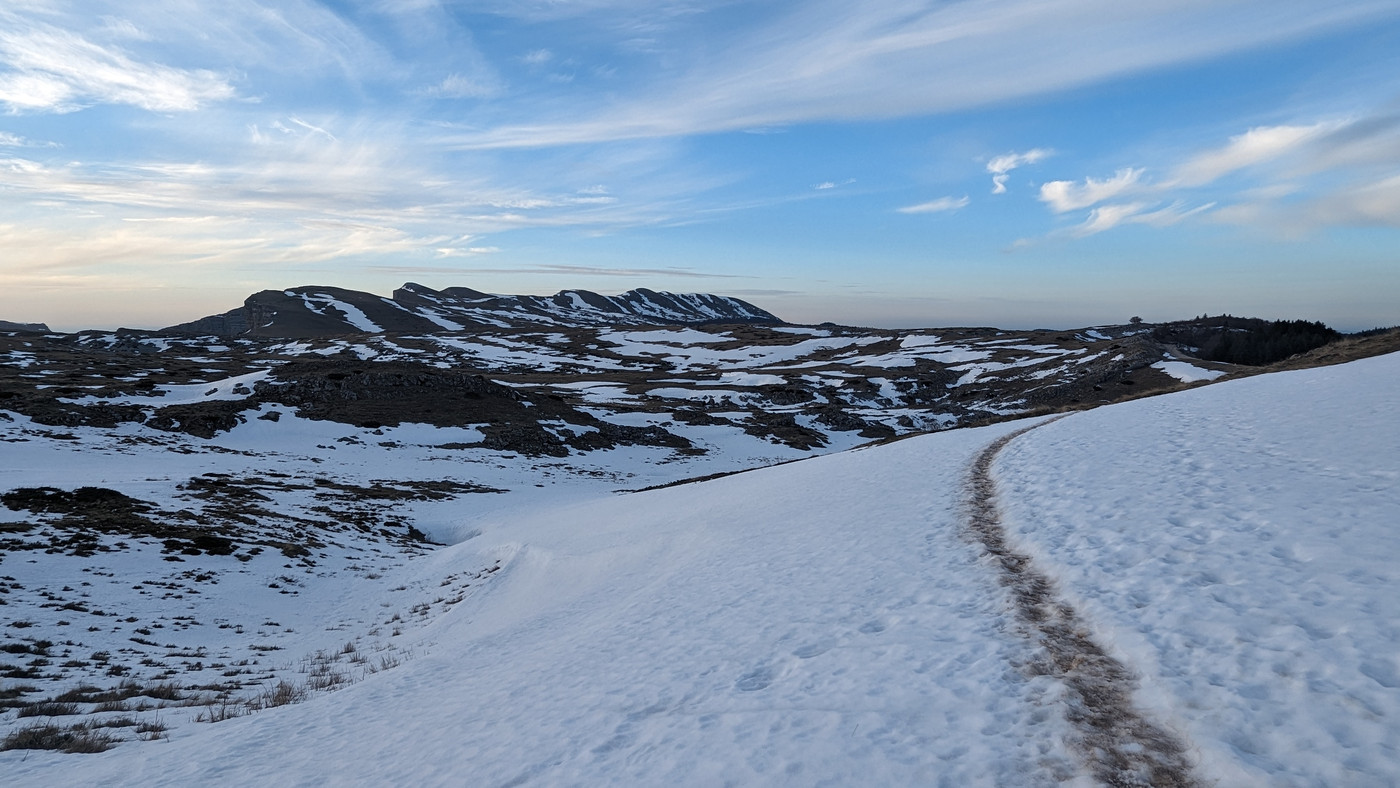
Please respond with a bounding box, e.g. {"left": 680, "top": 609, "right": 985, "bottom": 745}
{"left": 1151, "top": 315, "right": 1340, "bottom": 366}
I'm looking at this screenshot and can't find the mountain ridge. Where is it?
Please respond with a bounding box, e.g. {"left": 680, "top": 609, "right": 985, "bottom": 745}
{"left": 160, "top": 283, "right": 781, "bottom": 338}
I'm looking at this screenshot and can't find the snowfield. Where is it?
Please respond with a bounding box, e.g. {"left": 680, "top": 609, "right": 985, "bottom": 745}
{"left": 4, "top": 352, "right": 1399, "bottom": 785}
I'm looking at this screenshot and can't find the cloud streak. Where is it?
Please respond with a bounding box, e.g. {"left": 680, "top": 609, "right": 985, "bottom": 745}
{"left": 1039, "top": 169, "right": 1143, "bottom": 213}
{"left": 443, "top": 0, "right": 1400, "bottom": 148}
{"left": 0, "top": 16, "right": 235, "bottom": 113}
{"left": 898, "top": 195, "right": 970, "bottom": 214}
{"left": 1035, "top": 107, "right": 1400, "bottom": 239}
{"left": 1172, "top": 123, "right": 1339, "bottom": 186}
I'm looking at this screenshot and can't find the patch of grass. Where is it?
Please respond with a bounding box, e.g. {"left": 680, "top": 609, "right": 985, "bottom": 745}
{"left": 1, "top": 723, "right": 116, "bottom": 753}
{"left": 0, "top": 683, "right": 39, "bottom": 710}
{"left": 135, "top": 717, "right": 168, "bottom": 740}
{"left": 17, "top": 700, "right": 81, "bottom": 717}
{"left": 252, "top": 680, "right": 305, "bottom": 710}
{"left": 194, "top": 698, "right": 243, "bottom": 723}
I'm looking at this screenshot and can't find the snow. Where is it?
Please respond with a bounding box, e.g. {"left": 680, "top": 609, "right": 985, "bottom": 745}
{"left": 4, "top": 348, "right": 1398, "bottom": 786}
{"left": 698, "top": 372, "right": 786, "bottom": 387}
{"left": 413, "top": 308, "right": 465, "bottom": 332}
{"left": 61, "top": 369, "right": 272, "bottom": 406}
{"left": 1153, "top": 359, "right": 1226, "bottom": 382}
{"left": 293, "top": 292, "right": 383, "bottom": 333}
{"left": 645, "top": 386, "right": 750, "bottom": 402}
{"left": 5, "top": 419, "right": 1081, "bottom": 786}
{"left": 898, "top": 334, "right": 942, "bottom": 347}
{"left": 993, "top": 353, "right": 1400, "bottom": 785}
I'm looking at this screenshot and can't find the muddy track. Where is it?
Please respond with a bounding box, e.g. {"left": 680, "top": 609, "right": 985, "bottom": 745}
{"left": 968, "top": 420, "right": 1200, "bottom": 787}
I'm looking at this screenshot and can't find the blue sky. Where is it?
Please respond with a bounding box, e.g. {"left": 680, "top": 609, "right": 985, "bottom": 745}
{"left": 2, "top": 0, "right": 1399, "bottom": 331}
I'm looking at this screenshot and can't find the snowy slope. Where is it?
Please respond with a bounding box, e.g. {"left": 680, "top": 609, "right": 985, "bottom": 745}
{"left": 996, "top": 351, "right": 1400, "bottom": 785}
{"left": 3, "top": 419, "right": 1086, "bottom": 785}
{"left": 4, "top": 352, "right": 1398, "bottom": 785}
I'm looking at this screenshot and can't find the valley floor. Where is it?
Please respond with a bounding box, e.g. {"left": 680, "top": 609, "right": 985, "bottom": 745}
{"left": 3, "top": 352, "right": 1398, "bottom": 785}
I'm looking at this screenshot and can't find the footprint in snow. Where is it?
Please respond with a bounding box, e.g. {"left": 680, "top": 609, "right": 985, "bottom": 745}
{"left": 792, "top": 639, "right": 834, "bottom": 659}
{"left": 858, "top": 618, "right": 886, "bottom": 634}
{"left": 735, "top": 666, "right": 776, "bottom": 692}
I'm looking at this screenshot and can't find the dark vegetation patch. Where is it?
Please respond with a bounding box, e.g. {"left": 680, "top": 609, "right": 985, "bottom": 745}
{"left": 145, "top": 401, "right": 249, "bottom": 439}
{"left": 741, "top": 412, "right": 828, "bottom": 450}
{"left": 254, "top": 360, "right": 694, "bottom": 455}
{"left": 813, "top": 406, "right": 896, "bottom": 439}
{"left": 1153, "top": 316, "right": 1340, "bottom": 366}
{"left": 256, "top": 361, "right": 540, "bottom": 429}
{"left": 1, "top": 723, "right": 117, "bottom": 753}
{"left": 0, "top": 487, "right": 241, "bottom": 558}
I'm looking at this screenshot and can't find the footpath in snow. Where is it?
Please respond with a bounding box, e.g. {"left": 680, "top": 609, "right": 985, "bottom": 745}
{"left": 997, "top": 351, "right": 1400, "bottom": 785}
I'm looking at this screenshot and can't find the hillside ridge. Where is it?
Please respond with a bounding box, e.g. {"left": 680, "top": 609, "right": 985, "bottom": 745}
{"left": 160, "top": 283, "right": 781, "bottom": 338}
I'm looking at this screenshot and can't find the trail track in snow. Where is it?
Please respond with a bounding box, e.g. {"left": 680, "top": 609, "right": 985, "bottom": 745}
{"left": 966, "top": 420, "right": 1200, "bottom": 787}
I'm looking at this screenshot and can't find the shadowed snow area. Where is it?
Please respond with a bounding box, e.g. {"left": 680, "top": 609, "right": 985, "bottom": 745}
{"left": 3, "top": 351, "right": 1398, "bottom": 785}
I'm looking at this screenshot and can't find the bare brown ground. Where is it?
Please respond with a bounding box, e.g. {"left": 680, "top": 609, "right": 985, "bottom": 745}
{"left": 967, "top": 420, "right": 1200, "bottom": 787}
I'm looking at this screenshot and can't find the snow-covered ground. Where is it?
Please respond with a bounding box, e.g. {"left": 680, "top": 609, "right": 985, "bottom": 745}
{"left": 3, "top": 351, "right": 1398, "bottom": 785}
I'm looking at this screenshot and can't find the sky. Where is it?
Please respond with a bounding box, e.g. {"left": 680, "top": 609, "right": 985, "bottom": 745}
{"left": 1, "top": 0, "right": 1399, "bottom": 332}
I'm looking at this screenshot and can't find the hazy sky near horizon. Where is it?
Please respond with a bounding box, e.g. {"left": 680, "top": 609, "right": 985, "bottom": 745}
{"left": 2, "top": 1, "right": 1399, "bottom": 332}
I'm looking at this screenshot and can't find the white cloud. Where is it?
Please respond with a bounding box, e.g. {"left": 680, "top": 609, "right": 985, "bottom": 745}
{"left": 435, "top": 245, "right": 502, "bottom": 258}
{"left": 1173, "top": 123, "right": 1337, "bottom": 186}
{"left": 522, "top": 48, "right": 554, "bottom": 65}
{"left": 0, "top": 21, "right": 235, "bottom": 113}
{"left": 0, "top": 130, "right": 55, "bottom": 147}
{"left": 987, "top": 148, "right": 1051, "bottom": 193}
{"left": 446, "top": 1, "right": 1400, "bottom": 148}
{"left": 897, "top": 195, "right": 970, "bottom": 214}
{"left": 1037, "top": 107, "right": 1400, "bottom": 241}
{"left": 1039, "top": 168, "right": 1143, "bottom": 213}
{"left": 1071, "top": 203, "right": 1147, "bottom": 236}
{"left": 290, "top": 117, "right": 337, "bottom": 142}
{"left": 425, "top": 73, "right": 501, "bottom": 99}
{"left": 1216, "top": 173, "right": 1400, "bottom": 232}
{"left": 1131, "top": 201, "right": 1216, "bottom": 227}
{"left": 1070, "top": 200, "right": 1215, "bottom": 236}
{"left": 1314, "top": 174, "right": 1400, "bottom": 227}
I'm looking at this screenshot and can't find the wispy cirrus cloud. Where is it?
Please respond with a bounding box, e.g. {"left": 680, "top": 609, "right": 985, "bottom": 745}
{"left": 1039, "top": 169, "right": 1144, "bottom": 213}
{"left": 897, "top": 195, "right": 970, "bottom": 214}
{"left": 0, "top": 130, "right": 56, "bottom": 147}
{"left": 0, "top": 17, "right": 235, "bottom": 113}
{"left": 987, "top": 148, "right": 1051, "bottom": 193}
{"left": 422, "top": 73, "right": 503, "bottom": 100}
{"left": 1070, "top": 201, "right": 1215, "bottom": 236}
{"left": 1171, "top": 122, "right": 1340, "bottom": 186}
{"left": 445, "top": 0, "right": 1400, "bottom": 148}
{"left": 1034, "top": 108, "right": 1400, "bottom": 239}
